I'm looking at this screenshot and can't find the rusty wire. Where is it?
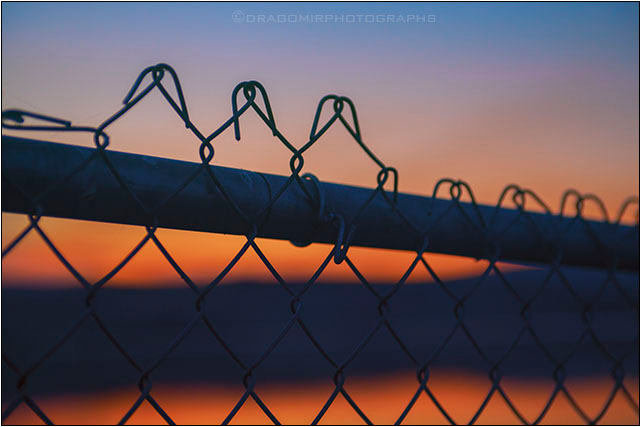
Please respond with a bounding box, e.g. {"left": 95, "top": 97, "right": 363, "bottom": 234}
{"left": 1, "top": 63, "right": 639, "bottom": 425}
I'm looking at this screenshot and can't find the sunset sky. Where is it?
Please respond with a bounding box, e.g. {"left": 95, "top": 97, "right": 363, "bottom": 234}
{"left": 1, "top": 4, "right": 639, "bottom": 425}
{"left": 1, "top": 2, "right": 639, "bottom": 286}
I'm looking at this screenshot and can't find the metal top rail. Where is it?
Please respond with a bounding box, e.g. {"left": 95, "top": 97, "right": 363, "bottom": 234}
{"left": 3, "top": 135, "right": 638, "bottom": 271}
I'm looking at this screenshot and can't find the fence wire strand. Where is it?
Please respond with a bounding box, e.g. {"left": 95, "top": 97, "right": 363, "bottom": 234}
{"left": 1, "top": 63, "right": 639, "bottom": 425}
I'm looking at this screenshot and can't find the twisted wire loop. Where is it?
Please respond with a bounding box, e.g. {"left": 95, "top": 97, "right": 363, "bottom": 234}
{"left": 1, "top": 64, "right": 639, "bottom": 425}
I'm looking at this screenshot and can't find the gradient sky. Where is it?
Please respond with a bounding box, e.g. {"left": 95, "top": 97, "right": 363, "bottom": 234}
{"left": 1, "top": 2, "right": 639, "bottom": 286}
{"left": 1, "top": 5, "right": 639, "bottom": 424}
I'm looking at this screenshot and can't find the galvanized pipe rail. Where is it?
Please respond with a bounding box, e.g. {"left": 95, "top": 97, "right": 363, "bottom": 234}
{"left": 2, "top": 135, "right": 638, "bottom": 271}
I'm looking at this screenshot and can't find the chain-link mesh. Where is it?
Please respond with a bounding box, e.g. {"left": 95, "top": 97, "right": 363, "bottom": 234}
{"left": 1, "top": 63, "right": 639, "bottom": 425}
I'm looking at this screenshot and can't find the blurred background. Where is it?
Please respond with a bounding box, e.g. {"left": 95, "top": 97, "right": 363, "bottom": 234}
{"left": 2, "top": 2, "right": 639, "bottom": 424}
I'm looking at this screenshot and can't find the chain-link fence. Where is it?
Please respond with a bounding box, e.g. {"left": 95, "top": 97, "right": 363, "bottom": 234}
{"left": 1, "top": 64, "right": 639, "bottom": 425}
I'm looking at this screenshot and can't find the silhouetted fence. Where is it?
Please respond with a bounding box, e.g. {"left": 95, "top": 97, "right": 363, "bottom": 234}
{"left": 1, "top": 64, "right": 639, "bottom": 425}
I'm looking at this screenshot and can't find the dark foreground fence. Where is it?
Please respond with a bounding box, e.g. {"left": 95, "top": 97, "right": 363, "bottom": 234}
{"left": 1, "top": 64, "right": 639, "bottom": 425}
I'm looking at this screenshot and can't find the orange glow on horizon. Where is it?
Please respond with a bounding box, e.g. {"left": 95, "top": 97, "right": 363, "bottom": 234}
{"left": 2, "top": 371, "right": 638, "bottom": 425}
{"left": 1, "top": 213, "right": 528, "bottom": 288}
